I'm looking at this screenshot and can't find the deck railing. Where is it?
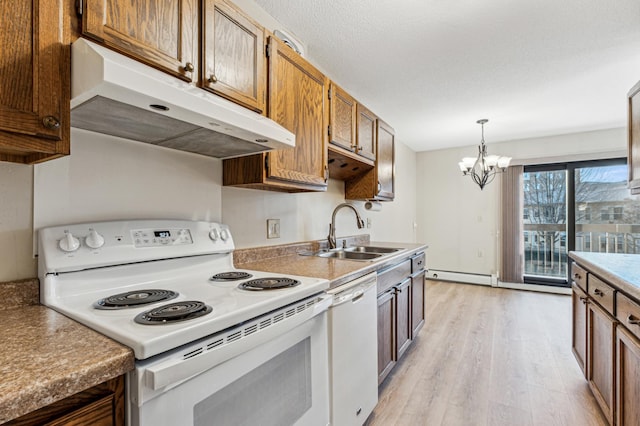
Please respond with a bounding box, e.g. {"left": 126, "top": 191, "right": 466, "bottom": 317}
{"left": 523, "top": 223, "right": 640, "bottom": 279}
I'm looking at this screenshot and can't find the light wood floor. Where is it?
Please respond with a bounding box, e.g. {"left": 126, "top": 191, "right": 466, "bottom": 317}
{"left": 367, "top": 280, "right": 607, "bottom": 426}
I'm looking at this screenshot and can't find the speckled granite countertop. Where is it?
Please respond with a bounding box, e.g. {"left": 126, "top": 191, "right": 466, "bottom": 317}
{"left": 0, "top": 279, "right": 134, "bottom": 424}
{"left": 569, "top": 252, "right": 640, "bottom": 301}
{"left": 235, "top": 238, "right": 428, "bottom": 289}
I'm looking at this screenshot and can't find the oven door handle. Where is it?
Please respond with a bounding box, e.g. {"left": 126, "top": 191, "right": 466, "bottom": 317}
{"left": 145, "top": 294, "right": 332, "bottom": 390}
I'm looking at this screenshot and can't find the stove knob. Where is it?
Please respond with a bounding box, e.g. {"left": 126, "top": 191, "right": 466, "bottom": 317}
{"left": 209, "top": 229, "right": 220, "bottom": 241}
{"left": 85, "top": 229, "right": 105, "bottom": 249}
{"left": 58, "top": 232, "right": 80, "bottom": 252}
{"left": 220, "top": 229, "right": 229, "bottom": 241}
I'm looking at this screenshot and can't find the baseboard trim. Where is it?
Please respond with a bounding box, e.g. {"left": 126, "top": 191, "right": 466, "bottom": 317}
{"left": 427, "top": 270, "right": 571, "bottom": 295}
{"left": 497, "top": 281, "right": 571, "bottom": 295}
{"left": 426, "top": 270, "right": 493, "bottom": 286}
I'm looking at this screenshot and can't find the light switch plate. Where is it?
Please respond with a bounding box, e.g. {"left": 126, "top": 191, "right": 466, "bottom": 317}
{"left": 267, "top": 219, "right": 280, "bottom": 239}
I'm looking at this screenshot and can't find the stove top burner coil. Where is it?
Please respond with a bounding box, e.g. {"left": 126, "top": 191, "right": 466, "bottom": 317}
{"left": 134, "top": 301, "right": 212, "bottom": 325}
{"left": 94, "top": 289, "right": 179, "bottom": 310}
{"left": 210, "top": 271, "right": 253, "bottom": 281}
{"left": 239, "top": 277, "right": 301, "bottom": 291}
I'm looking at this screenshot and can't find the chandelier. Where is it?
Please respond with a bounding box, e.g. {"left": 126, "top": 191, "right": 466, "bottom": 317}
{"left": 458, "top": 119, "right": 511, "bottom": 190}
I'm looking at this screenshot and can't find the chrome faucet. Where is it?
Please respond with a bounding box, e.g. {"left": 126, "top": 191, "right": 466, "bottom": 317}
{"left": 328, "top": 203, "right": 365, "bottom": 249}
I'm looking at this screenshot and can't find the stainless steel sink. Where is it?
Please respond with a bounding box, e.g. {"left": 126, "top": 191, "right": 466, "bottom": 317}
{"left": 299, "top": 245, "right": 404, "bottom": 261}
{"left": 343, "top": 246, "right": 402, "bottom": 254}
{"left": 316, "top": 250, "right": 382, "bottom": 260}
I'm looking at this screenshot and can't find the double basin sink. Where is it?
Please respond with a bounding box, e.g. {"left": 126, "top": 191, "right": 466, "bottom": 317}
{"left": 302, "top": 246, "right": 403, "bottom": 261}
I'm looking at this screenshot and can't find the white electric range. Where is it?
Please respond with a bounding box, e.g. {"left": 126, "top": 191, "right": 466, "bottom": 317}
{"left": 38, "top": 219, "right": 332, "bottom": 426}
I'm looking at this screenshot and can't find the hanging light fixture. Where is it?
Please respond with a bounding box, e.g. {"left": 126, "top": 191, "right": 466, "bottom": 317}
{"left": 458, "top": 119, "right": 511, "bottom": 190}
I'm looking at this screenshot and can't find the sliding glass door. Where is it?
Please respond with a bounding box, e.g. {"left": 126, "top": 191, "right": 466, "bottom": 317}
{"left": 523, "top": 158, "right": 637, "bottom": 286}
{"left": 523, "top": 167, "right": 568, "bottom": 283}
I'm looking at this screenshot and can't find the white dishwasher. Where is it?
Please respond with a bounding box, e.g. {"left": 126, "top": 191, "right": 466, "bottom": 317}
{"left": 327, "top": 272, "right": 378, "bottom": 426}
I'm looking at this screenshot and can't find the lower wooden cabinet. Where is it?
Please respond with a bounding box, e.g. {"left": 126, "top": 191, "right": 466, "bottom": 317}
{"left": 587, "top": 298, "right": 616, "bottom": 425}
{"left": 377, "top": 287, "right": 396, "bottom": 385}
{"left": 616, "top": 325, "right": 640, "bottom": 426}
{"left": 572, "top": 282, "right": 588, "bottom": 377}
{"left": 6, "top": 375, "right": 125, "bottom": 426}
{"left": 395, "top": 278, "right": 412, "bottom": 360}
{"left": 411, "top": 270, "right": 426, "bottom": 338}
{"left": 376, "top": 251, "right": 426, "bottom": 385}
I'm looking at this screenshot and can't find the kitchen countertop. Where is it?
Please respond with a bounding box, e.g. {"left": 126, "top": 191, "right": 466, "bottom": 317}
{"left": 569, "top": 252, "right": 640, "bottom": 301}
{"left": 235, "top": 239, "right": 428, "bottom": 289}
{"left": 0, "top": 279, "right": 134, "bottom": 424}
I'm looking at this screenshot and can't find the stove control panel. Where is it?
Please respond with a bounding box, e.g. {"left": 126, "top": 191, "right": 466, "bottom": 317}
{"left": 38, "top": 220, "right": 235, "bottom": 274}
{"left": 131, "top": 228, "right": 193, "bottom": 247}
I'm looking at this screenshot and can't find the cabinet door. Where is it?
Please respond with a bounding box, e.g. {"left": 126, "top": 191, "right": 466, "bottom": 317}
{"left": 376, "top": 118, "right": 395, "bottom": 200}
{"left": 628, "top": 80, "right": 640, "bottom": 194}
{"left": 266, "top": 36, "right": 328, "bottom": 188}
{"left": 572, "top": 283, "right": 589, "bottom": 377}
{"left": 616, "top": 325, "right": 640, "bottom": 426}
{"left": 0, "top": 0, "right": 69, "bottom": 163}
{"left": 82, "top": 0, "right": 198, "bottom": 82}
{"left": 377, "top": 289, "right": 396, "bottom": 385}
{"left": 202, "top": 0, "right": 265, "bottom": 113}
{"left": 329, "top": 83, "right": 356, "bottom": 151}
{"left": 345, "top": 118, "right": 395, "bottom": 200}
{"left": 356, "top": 103, "right": 376, "bottom": 161}
{"left": 411, "top": 271, "right": 426, "bottom": 338}
{"left": 396, "top": 278, "right": 412, "bottom": 360}
{"left": 587, "top": 301, "right": 616, "bottom": 425}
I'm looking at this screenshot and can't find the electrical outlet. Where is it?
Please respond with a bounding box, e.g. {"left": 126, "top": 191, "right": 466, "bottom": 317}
{"left": 366, "top": 218, "right": 372, "bottom": 228}
{"left": 267, "top": 219, "right": 280, "bottom": 239}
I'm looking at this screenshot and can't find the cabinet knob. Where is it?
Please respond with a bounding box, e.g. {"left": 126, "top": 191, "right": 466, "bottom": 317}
{"left": 579, "top": 296, "right": 588, "bottom": 304}
{"left": 628, "top": 315, "right": 640, "bottom": 326}
{"left": 42, "top": 116, "right": 60, "bottom": 129}
{"left": 183, "top": 62, "right": 194, "bottom": 73}
{"left": 208, "top": 74, "right": 218, "bottom": 84}
{"left": 593, "top": 288, "right": 604, "bottom": 297}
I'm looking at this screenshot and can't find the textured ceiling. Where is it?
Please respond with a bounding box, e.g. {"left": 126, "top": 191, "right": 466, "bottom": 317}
{"left": 253, "top": 0, "right": 640, "bottom": 152}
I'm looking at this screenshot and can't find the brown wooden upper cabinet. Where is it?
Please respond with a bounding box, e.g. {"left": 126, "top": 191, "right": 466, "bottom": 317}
{"left": 223, "top": 36, "right": 329, "bottom": 192}
{"left": 329, "top": 83, "right": 357, "bottom": 152}
{"left": 356, "top": 103, "right": 377, "bottom": 161}
{"left": 628, "top": 79, "right": 640, "bottom": 194}
{"left": 345, "top": 119, "right": 395, "bottom": 201}
{"left": 201, "top": 0, "right": 266, "bottom": 113}
{"left": 326, "top": 83, "right": 377, "bottom": 181}
{"left": 81, "top": 0, "right": 199, "bottom": 83}
{"left": 0, "top": 0, "right": 70, "bottom": 164}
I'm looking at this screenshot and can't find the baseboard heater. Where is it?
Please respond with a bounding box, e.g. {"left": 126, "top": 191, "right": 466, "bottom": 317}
{"left": 426, "top": 270, "right": 495, "bottom": 286}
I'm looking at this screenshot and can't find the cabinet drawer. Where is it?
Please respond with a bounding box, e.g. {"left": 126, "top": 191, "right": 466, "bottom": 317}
{"left": 571, "top": 262, "right": 587, "bottom": 291}
{"left": 588, "top": 275, "right": 615, "bottom": 316}
{"left": 411, "top": 252, "right": 426, "bottom": 273}
{"left": 377, "top": 259, "right": 411, "bottom": 294}
{"left": 617, "top": 292, "right": 640, "bottom": 341}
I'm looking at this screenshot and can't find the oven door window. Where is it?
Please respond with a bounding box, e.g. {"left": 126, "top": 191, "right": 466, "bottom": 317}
{"left": 195, "top": 338, "right": 311, "bottom": 425}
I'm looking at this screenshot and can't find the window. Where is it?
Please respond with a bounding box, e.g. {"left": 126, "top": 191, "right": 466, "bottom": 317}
{"left": 519, "top": 158, "right": 637, "bottom": 287}
{"left": 614, "top": 206, "right": 623, "bottom": 220}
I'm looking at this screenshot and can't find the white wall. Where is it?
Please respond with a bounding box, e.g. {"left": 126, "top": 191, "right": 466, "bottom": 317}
{"left": 416, "top": 127, "right": 627, "bottom": 278}
{"left": 222, "top": 138, "right": 418, "bottom": 248}
{"left": 0, "top": 128, "right": 416, "bottom": 281}
{"left": 0, "top": 162, "right": 35, "bottom": 280}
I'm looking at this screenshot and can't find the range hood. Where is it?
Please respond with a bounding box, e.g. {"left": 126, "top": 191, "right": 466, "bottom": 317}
{"left": 70, "top": 38, "right": 295, "bottom": 159}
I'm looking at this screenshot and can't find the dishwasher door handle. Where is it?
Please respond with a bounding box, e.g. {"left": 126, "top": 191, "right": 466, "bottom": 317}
{"left": 351, "top": 290, "right": 365, "bottom": 303}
